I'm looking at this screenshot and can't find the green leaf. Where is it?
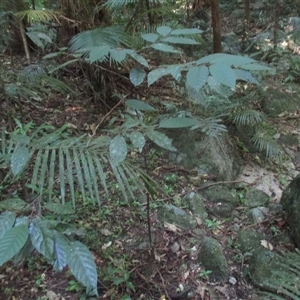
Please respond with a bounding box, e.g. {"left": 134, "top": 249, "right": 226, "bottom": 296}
{"left": 109, "top": 135, "right": 128, "bottom": 164}
{"left": 0, "top": 198, "right": 26, "bottom": 211}
{"left": 0, "top": 225, "right": 29, "bottom": 266}
{"left": 159, "top": 117, "right": 198, "bottom": 128}
{"left": 53, "top": 231, "right": 68, "bottom": 272}
{"left": 125, "top": 99, "right": 155, "bottom": 111}
{"left": 29, "top": 219, "right": 54, "bottom": 261}
{"left": 157, "top": 26, "right": 172, "bottom": 36}
{"left": 110, "top": 48, "right": 127, "bottom": 63}
{"left": 170, "top": 28, "right": 202, "bottom": 35}
{"left": 141, "top": 33, "right": 159, "bottom": 43}
{"left": 45, "top": 202, "right": 75, "bottom": 215}
{"left": 66, "top": 241, "right": 98, "bottom": 294}
{"left": 0, "top": 211, "right": 16, "bottom": 239}
{"left": 11, "top": 145, "right": 31, "bottom": 176}
{"left": 151, "top": 43, "right": 182, "bottom": 53}
{"left": 197, "top": 53, "right": 255, "bottom": 67}
{"left": 186, "top": 65, "right": 209, "bottom": 92}
{"left": 129, "top": 131, "right": 146, "bottom": 152}
{"left": 148, "top": 68, "right": 170, "bottom": 86}
{"left": 209, "top": 63, "right": 237, "bottom": 89}
{"left": 128, "top": 52, "right": 149, "bottom": 68}
{"left": 167, "top": 65, "right": 181, "bottom": 81}
{"left": 240, "top": 64, "right": 273, "bottom": 71}
{"left": 147, "top": 130, "right": 176, "bottom": 151}
{"left": 26, "top": 32, "right": 44, "bottom": 48}
{"left": 234, "top": 69, "right": 259, "bottom": 84}
{"left": 129, "top": 67, "right": 146, "bottom": 86}
{"left": 162, "top": 37, "right": 199, "bottom": 45}
{"left": 89, "top": 46, "right": 110, "bottom": 63}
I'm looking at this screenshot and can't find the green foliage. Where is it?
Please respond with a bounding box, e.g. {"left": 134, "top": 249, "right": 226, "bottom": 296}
{"left": 26, "top": 23, "right": 56, "bottom": 50}
{"left": 0, "top": 60, "right": 73, "bottom": 107}
{"left": 258, "top": 250, "right": 300, "bottom": 299}
{"left": 1, "top": 120, "right": 152, "bottom": 205}
{"left": 251, "top": 130, "right": 282, "bottom": 158}
{"left": 0, "top": 210, "right": 98, "bottom": 296}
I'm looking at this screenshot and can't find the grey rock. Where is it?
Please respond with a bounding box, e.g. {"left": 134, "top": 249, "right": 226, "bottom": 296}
{"left": 235, "top": 229, "right": 265, "bottom": 253}
{"left": 281, "top": 174, "right": 300, "bottom": 248}
{"left": 244, "top": 189, "right": 270, "bottom": 208}
{"left": 202, "top": 186, "right": 239, "bottom": 218}
{"left": 166, "top": 129, "right": 241, "bottom": 182}
{"left": 182, "top": 192, "right": 207, "bottom": 219}
{"left": 203, "top": 186, "right": 239, "bottom": 205}
{"left": 247, "top": 206, "right": 269, "bottom": 223}
{"left": 249, "top": 247, "right": 280, "bottom": 290}
{"left": 268, "top": 203, "right": 283, "bottom": 215}
{"left": 198, "top": 237, "right": 229, "bottom": 282}
{"left": 157, "top": 204, "right": 197, "bottom": 230}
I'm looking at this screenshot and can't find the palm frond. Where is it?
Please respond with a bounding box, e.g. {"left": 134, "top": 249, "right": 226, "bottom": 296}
{"left": 258, "top": 250, "right": 300, "bottom": 299}
{"left": 101, "top": 0, "right": 139, "bottom": 10}
{"left": 251, "top": 130, "right": 282, "bottom": 158}
{"left": 232, "top": 109, "right": 264, "bottom": 126}
{"left": 191, "top": 117, "right": 228, "bottom": 138}
{"left": 3, "top": 65, "right": 73, "bottom": 104}
{"left": 17, "top": 9, "right": 62, "bottom": 24}
{"left": 69, "top": 26, "right": 132, "bottom": 53}
{"left": 2, "top": 125, "right": 146, "bottom": 207}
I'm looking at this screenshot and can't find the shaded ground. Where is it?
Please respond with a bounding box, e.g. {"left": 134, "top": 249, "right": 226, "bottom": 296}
{"left": 0, "top": 79, "right": 299, "bottom": 299}
{"left": 1, "top": 8, "right": 300, "bottom": 299}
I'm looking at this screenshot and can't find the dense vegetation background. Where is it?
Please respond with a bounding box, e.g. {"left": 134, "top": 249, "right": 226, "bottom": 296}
{"left": 0, "top": 0, "right": 300, "bottom": 299}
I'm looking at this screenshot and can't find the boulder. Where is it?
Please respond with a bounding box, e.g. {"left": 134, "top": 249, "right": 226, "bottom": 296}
{"left": 281, "top": 174, "right": 300, "bottom": 248}
{"left": 166, "top": 129, "right": 242, "bottom": 182}
{"left": 198, "top": 237, "right": 229, "bottom": 282}
{"left": 157, "top": 204, "right": 197, "bottom": 230}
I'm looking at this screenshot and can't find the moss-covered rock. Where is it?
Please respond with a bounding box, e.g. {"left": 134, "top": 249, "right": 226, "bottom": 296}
{"left": 281, "top": 174, "right": 300, "bottom": 248}
{"left": 198, "top": 237, "right": 229, "bottom": 282}
{"left": 182, "top": 192, "right": 207, "bottom": 219}
{"left": 157, "top": 204, "right": 197, "bottom": 230}
{"left": 244, "top": 189, "right": 270, "bottom": 208}
{"left": 235, "top": 229, "right": 265, "bottom": 253}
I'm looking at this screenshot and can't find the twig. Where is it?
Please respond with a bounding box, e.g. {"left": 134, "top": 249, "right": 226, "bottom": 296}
{"left": 86, "top": 95, "right": 128, "bottom": 147}
{"left": 195, "top": 179, "right": 243, "bottom": 190}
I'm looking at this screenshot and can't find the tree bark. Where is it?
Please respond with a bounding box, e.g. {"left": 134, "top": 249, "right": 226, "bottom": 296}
{"left": 19, "top": 20, "right": 31, "bottom": 64}
{"left": 210, "top": 0, "right": 221, "bottom": 53}
{"left": 242, "top": 0, "right": 250, "bottom": 50}
{"left": 274, "top": 0, "right": 281, "bottom": 49}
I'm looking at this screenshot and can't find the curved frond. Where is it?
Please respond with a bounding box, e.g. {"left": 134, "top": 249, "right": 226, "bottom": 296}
{"left": 251, "top": 130, "right": 282, "bottom": 158}
{"left": 2, "top": 125, "right": 146, "bottom": 206}
{"left": 17, "top": 10, "right": 62, "bottom": 24}
{"left": 232, "top": 109, "right": 264, "bottom": 126}
{"left": 101, "top": 0, "right": 138, "bottom": 10}
{"left": 69, "top": 26, "right": 132, "bottom": 53}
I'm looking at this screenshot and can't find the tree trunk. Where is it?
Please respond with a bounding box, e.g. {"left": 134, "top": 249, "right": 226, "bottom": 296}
{"left": 19, "top": 20, "right": 31, "bottom": 64}
{"left": 274, "top": 0, "right": 281, "bottom": 49}
{"left": 242, "top": 0, "right": 250, "bottom": 50}
{"left": 210, "top": 0, "right": 221, "bottom": 53}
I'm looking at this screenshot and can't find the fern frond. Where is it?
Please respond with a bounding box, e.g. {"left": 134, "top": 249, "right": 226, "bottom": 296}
{"left": 232, "top": 109, "right": 264, "bottom": 126}
{"left": 191, "top": 117, "right": 227, "bottom": 138}
{"left": 251, "top": 130, "right": 281, "bottom": 158}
